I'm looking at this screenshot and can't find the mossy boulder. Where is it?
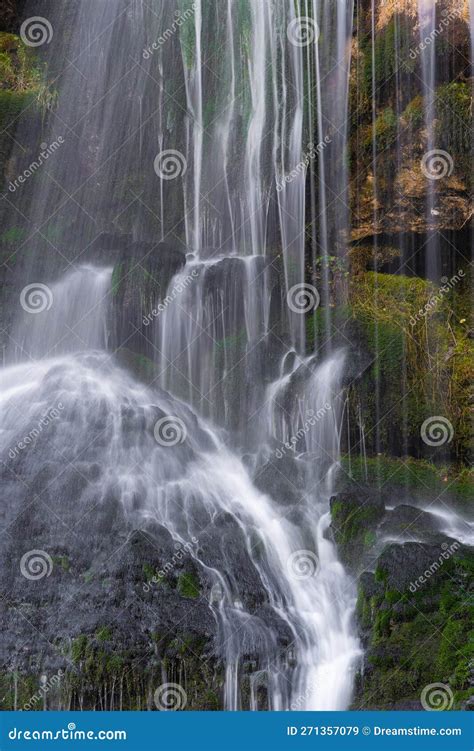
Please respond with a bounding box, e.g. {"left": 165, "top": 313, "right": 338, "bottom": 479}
{"left": 330, "top": 489, "right": 385, "bottom": 569}
{"left": 352, "top": 540, "right": 474, "bottom": 709}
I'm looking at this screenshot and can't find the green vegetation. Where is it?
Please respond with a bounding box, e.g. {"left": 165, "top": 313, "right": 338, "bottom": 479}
{"left": 348, "top": 271, "right": 473, "bottom": 463}
{"left": 362, "top": 107, "right": 397, "bottom": 152}
{"left": 177, "top": 571, "right": 200, "bottom": 599}
{"left": 435, "top": 82, "right": 471, "bottom": 162}
{"left": 340, "top": 456, "right": 473, "bottom": 507}
{"left": 354, "top": 551, "right": 474, "bottom": 709}
{"left": 95, "top": 626, "right": 113, "bottom": 642}
{"left": 0, "top": 32, "right": 55, "bottom": 115}
{"left": 330, "top": 495, "right": 384, "bottom": 568}
{"left": 360, "top": 17, "right": 414, "bottom": 102}
{"left": 401, "top": 95, "right": 424, "bottom": 128}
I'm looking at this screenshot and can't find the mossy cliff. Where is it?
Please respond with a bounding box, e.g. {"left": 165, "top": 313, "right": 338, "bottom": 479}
{"left": 350, "top": 0, "right": 472, "bottom": 239}
{"left": 330, "top": 487, "right": 474, "bottom": 710}
{"left": 346, "top": 268, "right": 473, "bottom": 464}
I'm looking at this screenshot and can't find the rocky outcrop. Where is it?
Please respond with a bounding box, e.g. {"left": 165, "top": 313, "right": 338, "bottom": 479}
{"left": 350, "top": 0, "right": 472, "bottom": 239}
{"left": 330, "top": 490, "right": 385, "bottom": 570}
{"left": 329, "top": 486, "right": 474, "bottom": 710}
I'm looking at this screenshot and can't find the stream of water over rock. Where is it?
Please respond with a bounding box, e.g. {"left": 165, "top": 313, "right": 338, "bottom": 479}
{"left": 0, "top": 0, "right": 366, "bottom": 710}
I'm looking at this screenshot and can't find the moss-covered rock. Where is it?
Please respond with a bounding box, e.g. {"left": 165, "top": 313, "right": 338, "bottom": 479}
{"left": 352, "top": 543, "right": 474, "bottom": 709}
{"left": 340, "top": 455, "right": 474, "bottom": 510}
{"left": 330, "top": 490, "right": 385, "bottom": 569}
{"left": 346, "top": 271, "right": 473, "bottom": 463}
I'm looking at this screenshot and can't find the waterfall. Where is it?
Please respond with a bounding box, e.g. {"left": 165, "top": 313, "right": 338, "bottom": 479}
{"left": 0, "top": 0, "right": 363, "bottom": 710}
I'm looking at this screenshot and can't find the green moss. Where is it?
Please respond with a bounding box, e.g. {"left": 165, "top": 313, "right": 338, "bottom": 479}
{"left": 331, "top": 495, "right": 384, "bottom": 568}
{"left": 177, "top": 572, "right": 200, "bottom": 599}
{"left": 0, "top": 33, "right": 43, "bottom": 92}
{"left": 55, "top": 555, "right": 70, "bottom": 572}
{"left": 178, "top": 0, "right": 198, "bottom": 68}
{"left": 96, "top": 626, "right": 113, "bottom": 643}
{"left": 435, "top": 82, "right": 471, "bottom": 159}
{"left": 142, "top": 563, "right": 155, "bottom": 581}
{"left": 306, "top": 305, "right": 352, "bottom": 351}
{"left": 360, "top": 17, "right": 414, "bottom": 100}
{"left": 363, "top": 107, "right": 397, "bottom": 152}
{"left": 341, "top": 456, "right": 474, "bottom": 507}
{"left": 71, "top": 634, "right": 89, "bottom": 663}
{"left": 401, "top": 94, "right": 424, "bottom": 128}
{"left": 354, "top": 545, "right": 474, "bottom": 709}
{"left": 348, "top": 271, "right": 472, "bottom": 463}
{"left": 111, "top": 262, "right": 125, "bottom": 297}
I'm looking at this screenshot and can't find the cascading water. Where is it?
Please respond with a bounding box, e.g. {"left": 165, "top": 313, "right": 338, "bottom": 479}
{"left": 0, "top": 0, "right": 364, "bottom": 710}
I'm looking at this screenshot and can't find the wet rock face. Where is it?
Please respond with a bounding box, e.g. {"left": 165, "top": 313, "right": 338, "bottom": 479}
{"left": 109, "top": 240, "right": 186, "bottom": 357}
{"left": 349, "top": 0, "right": 471, "bottom": 240}
{"left": 329, "top": 489, "right": 385, "bottom": 570}
{"left": 0, "top": 0, "right": 24, "bottom": 32}
{"left": 0, "top": 352, "right": 298, "bottom": 710}
{"left": 379, "top": 504, "right": 443, "bottom": 541}
{"left": 329, "top": 487, "right": 473, "bottom": 710}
